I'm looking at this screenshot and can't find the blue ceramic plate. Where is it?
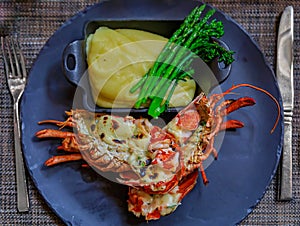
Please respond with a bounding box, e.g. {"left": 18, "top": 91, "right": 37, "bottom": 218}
{"left": 21, "top": 1, "right": 283, "bottom": 225}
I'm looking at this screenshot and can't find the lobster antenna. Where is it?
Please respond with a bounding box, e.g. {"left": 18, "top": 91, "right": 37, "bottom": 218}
{"left": 224, "top": 83, "right": 281, "bottom": 134}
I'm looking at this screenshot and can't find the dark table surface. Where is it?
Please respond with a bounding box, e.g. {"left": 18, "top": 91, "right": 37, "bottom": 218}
{"left": 0, "top": 0, "right": 299, "bottom": 225}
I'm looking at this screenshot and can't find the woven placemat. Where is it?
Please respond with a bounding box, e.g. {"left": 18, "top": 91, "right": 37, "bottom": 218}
{"left": 0, "top": 1, "right": 299, "bottom": 225}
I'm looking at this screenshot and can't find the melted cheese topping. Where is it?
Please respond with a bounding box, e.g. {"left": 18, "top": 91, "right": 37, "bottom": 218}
{"left": 74, "top": 111, "right": 181, "bottom": 186}
{"left": 128, "top": 187, "right": 181, "bottom": 218}
{"left": 75, "top": 111, "right": 151, "bottom": 170}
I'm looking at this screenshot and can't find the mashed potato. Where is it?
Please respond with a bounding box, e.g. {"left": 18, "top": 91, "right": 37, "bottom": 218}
{"left": 86, "top": 27, "right": 196, "bottom": 108}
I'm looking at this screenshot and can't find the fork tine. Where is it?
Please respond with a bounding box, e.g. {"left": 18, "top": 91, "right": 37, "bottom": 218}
{"left": 11, "top": 37, "right": 25, "bottom": 78}
{"left": 1, "top": 36, "right": 10, "bottom": 79}
{"left": 18, "top": 41, "right": 26, "bottom": 78}
{"left": 1, "top": 36, "right": 25, "bottom": 79}
{"left": 11, "top": 37, "right": 21, "bottom": 77}
{"left": 8, "top": 37, "right": 20, "bottom": 78}
{"left": 6, "top": 37, "right": 16, "bottom": 77}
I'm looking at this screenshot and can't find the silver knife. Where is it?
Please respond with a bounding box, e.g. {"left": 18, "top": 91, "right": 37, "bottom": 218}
{"left": 277, "top": 6, "right": 294, "bottom": 201}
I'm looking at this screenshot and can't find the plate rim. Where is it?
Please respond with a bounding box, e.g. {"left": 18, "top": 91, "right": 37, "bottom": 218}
{"left": 21, "top": 1, "right": 284, "bottom": 225}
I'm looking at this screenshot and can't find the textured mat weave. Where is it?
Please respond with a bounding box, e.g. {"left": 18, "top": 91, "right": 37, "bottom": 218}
{"left": 0, "top": 1, "right": 299, "bottom": 225}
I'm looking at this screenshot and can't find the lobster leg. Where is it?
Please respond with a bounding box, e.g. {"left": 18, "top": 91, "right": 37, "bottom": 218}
{"left": 224, "top": 97, "right": 256, "bottom": 115}
{"left": 209, "top": 83, "right": 280, "bottom": 133}
{"left": 35, "top": 129, "right": 74, "bottom": 139}
{"left": 36, "top": 129, "right": 82, "bottom": 152}
{"left": 38, "top": 118, "right": 75, "bottom": 128}
{"left": 45, "top": 153, "right": 83, "bottom": 166}
{"left": 57, "top": 137, "right": 81, "bottom": 152}
{"left": 198, "top": 163, "right": 209, "bottom": 185}
{"left": 208, "top": 96, "right": 255, "bottom": 138}
{"left": 219, "top": 119, "right": 244, "bottom": 131}
{"left": 36, "top": 129, "right": 85, "bottom": 166}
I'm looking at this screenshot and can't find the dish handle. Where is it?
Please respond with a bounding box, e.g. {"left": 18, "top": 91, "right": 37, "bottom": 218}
{"left": 62, "top": 40, "right": 87, "bottom": 86}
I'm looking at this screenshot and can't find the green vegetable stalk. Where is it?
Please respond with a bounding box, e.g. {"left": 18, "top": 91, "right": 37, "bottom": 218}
{"left": 130, "top": 4, "right": 234, "bottom": 118}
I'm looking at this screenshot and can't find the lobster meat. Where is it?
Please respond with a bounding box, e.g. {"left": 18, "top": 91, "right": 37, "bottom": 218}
{"left": 35, "top": 84, "right": 280, "bottom": 220}
{"left": 128, "top": 170, "right": 199, "bottom": 220}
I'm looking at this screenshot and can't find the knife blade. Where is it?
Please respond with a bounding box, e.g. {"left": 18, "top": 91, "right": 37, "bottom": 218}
{"left": 277, "top": 6, "right": 294, "bottom": 201}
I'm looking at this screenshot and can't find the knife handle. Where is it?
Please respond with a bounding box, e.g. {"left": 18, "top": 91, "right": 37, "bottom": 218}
{"left": 279, "top": 112, "right": 293, "bottom": 201}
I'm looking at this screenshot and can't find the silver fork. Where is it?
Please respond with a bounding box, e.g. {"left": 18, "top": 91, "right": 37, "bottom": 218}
{"left": 1, "top": 36, "right": 29, "bottom": 212}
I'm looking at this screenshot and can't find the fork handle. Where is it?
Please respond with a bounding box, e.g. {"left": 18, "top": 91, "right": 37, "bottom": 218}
{"left": 13, "top": 101, "right": 29, "bottom": 212}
